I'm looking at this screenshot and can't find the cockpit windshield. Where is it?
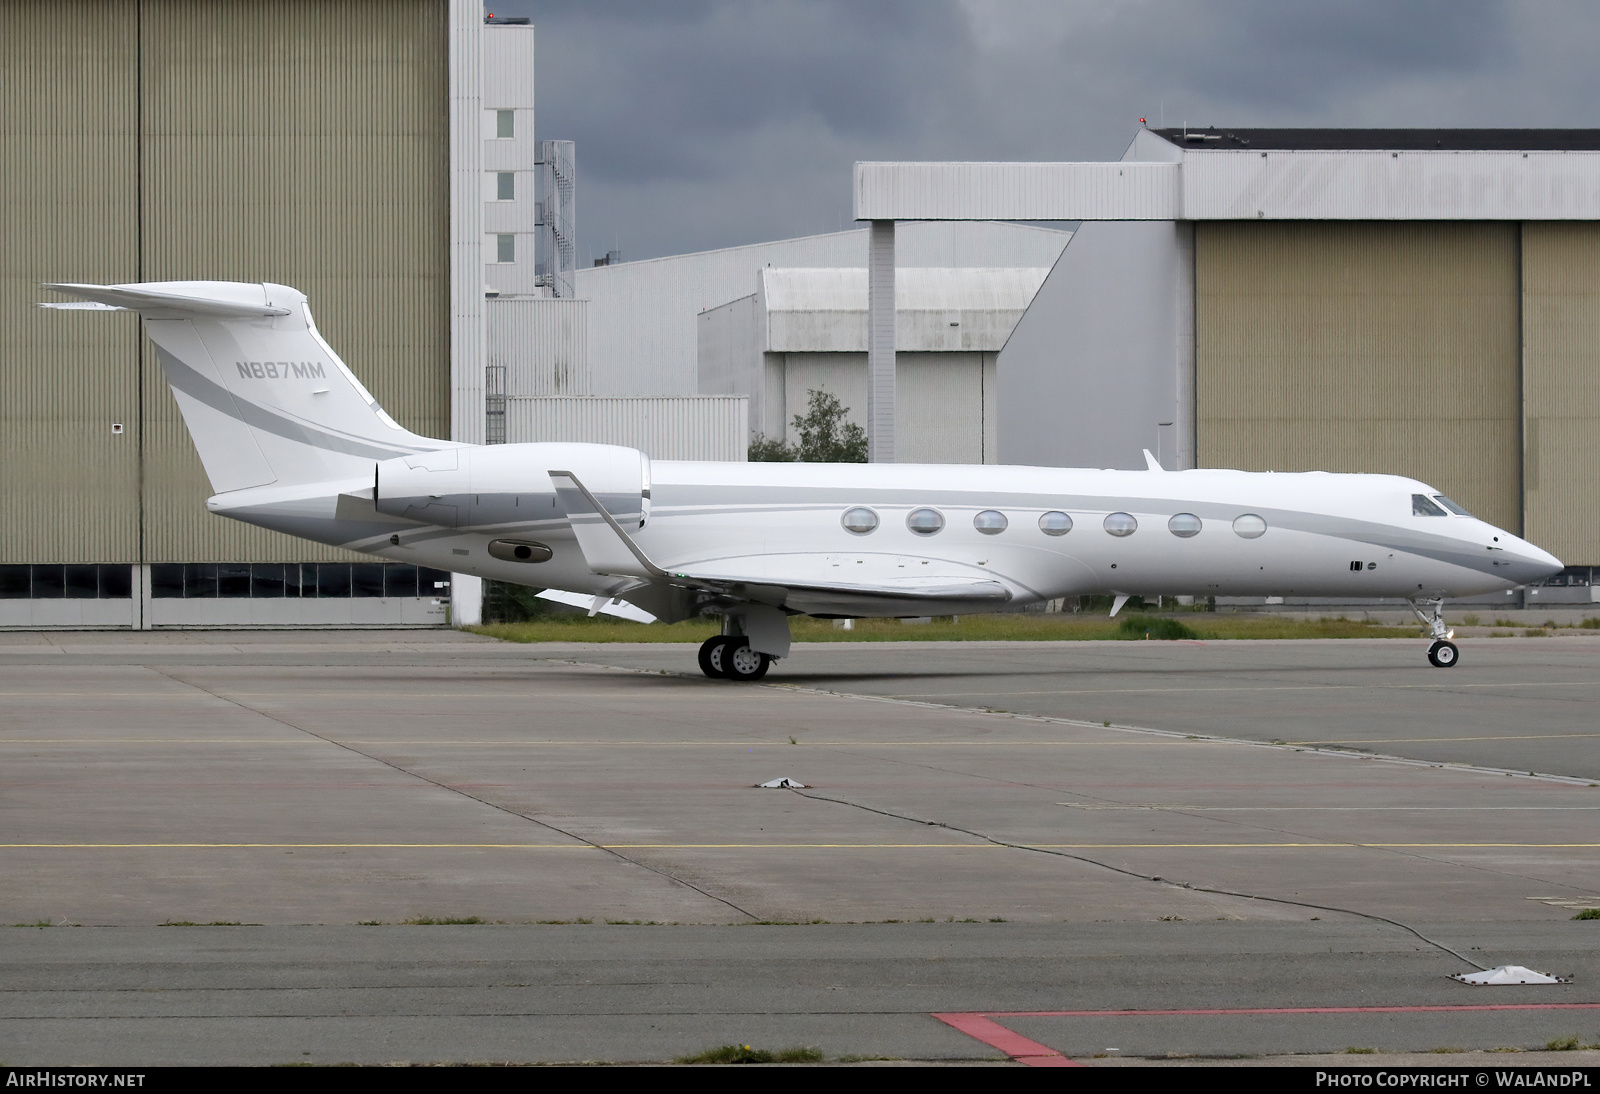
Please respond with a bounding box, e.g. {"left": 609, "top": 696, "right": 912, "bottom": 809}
{"left": 1433, "top": 495, "right": 1473, "bottom": 517}
{"left": 1412, "top": 494, "right": 1448, "bottom": 517}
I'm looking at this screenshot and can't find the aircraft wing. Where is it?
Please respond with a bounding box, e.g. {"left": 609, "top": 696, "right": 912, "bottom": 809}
{"left": 548, "top": 470, "right": 1012, "bottom": 616}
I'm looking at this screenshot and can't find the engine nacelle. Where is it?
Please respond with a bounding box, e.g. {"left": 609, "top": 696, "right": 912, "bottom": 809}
{"left": 374, "top": 442, "right": 649, "bottom": 529}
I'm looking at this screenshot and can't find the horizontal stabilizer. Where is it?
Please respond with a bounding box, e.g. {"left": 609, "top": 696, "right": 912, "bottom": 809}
{"left": 42, "top": 282, "right": 291, "bottom": 319}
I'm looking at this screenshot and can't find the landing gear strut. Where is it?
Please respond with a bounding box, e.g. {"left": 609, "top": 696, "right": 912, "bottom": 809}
{"left": 697, "top": 634, "right": 773, "bottom": 681}
{"left": 1408, "top": 598, "right": 1459, "bottom": 668}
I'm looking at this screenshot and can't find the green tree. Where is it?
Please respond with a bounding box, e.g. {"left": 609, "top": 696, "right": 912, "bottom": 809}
{"left": 749, "top": 388, "right": 867, "bottom": 463}
{"left": 746, "top": 432, "right": 796, "bottom": 461}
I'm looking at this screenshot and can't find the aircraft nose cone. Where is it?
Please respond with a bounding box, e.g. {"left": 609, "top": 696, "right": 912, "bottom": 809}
{"left": 1512, "top": 542, "right": 1564, "bottom": 584}
{"left": 1529, "top": 547, "right": 1564, "bottom": 582}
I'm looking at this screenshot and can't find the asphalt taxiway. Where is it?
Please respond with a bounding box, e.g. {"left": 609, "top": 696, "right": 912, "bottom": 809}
{"left": 2, "top": 631, "right": 1598, "bottom": 1065}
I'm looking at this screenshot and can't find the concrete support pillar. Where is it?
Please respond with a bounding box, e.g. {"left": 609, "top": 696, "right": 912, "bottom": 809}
{"left": 451, "top": 573, "right": 483, "bottom": 628}
{"left": 866, "top": 219, "right": 896, "bottom": 463}
{"left": 1173, "top": 221, "right": 1197, "bottom": 470}
{"left": 133, "top": 563, "right": 152, "bottom": 631}
{"left": 448, "top": 0, "right": 486, "bottom": 444}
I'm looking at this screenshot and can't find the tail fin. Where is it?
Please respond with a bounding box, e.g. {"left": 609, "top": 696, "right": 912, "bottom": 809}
{"left": 42, "top": 281, "right": 452, "bottom": 492}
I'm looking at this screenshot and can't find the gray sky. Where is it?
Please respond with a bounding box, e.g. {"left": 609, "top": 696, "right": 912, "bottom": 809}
{"left": 485, "top": 1, "right": 1598, "bottom": 263}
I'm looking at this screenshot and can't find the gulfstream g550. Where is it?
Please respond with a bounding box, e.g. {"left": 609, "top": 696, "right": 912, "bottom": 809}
{"left": 44, "top": 280, "right": 1561, "bottom": 678}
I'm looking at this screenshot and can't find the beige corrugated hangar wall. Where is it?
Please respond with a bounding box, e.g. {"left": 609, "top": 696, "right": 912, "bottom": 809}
{"left": 1521, "top": 224, "right": 1600, "bottom": 566}
{"left": 1, "top": 0, "right": 449, "bottom": 566}
{"left": 1197, "top": 222, "right": 1600, "bottom": 559}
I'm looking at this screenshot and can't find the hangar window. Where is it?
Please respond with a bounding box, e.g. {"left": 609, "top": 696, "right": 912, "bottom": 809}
{"left": 1104, "top": 512, "right": 1137, "bottom": 537}
{"left": 0, "top": 564, "right": 132, "bottom": 599}
{"left": 1232, "top": 514, "right": 1267, "bottom": 539}
{"left": 1038, "top": 511, "right": 1073, "bottom": 536}
{"left": 1168, "top": 513, "right": 1202, "bottom": 538}
{"left": 841, "top": 507, "right": 879, "bottom": 535}
{"left": 907, "top": 508, "right": 946, "bottom": 535}
{"left": 496, "top": 172, "right": 515, "bottom": 201}
{"left": 495, "top": 109, "right": 514, "bottom": 139}
{"left": 146, "top": 563, "right": 449, "bottom": 599}
{"left": 973, "top": 510, "right": 1008, "bottom": 535}
{"left": 495, "top": 234, "right": 515, "bottom": 264}
{"left": 1433, "top": 495, "right": 1473, "bottom": 517}
{"left": 1412, "top": 494, "right": 1448, "bottom": 517}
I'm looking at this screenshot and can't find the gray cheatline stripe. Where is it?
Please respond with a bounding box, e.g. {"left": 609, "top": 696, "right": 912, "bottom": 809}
{"left": 649, "top": 491, "right": 1515, "bottom": 582}
{"left": 155, "top": 346, "right": 430, "bottom": 462}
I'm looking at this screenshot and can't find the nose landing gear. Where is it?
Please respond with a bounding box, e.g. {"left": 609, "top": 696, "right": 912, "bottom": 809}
{"left": 1409, "top": 598, "right": 1459, "bottom": 668}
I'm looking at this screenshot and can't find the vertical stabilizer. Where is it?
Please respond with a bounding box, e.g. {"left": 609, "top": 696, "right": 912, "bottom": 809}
{"left": 42, "top": 281, "right": 453, "bottom": 492}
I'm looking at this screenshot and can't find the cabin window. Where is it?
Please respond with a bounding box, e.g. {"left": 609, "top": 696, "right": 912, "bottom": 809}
{"left": 1433, "top": 495, "right": 1472, "bottom": 516}
{"left": 1168, "top": 513, "right": 1202, "bottom": 538}
{"left": 1233, "top": 514, "right": 1267, "bottom": 539}
{"left": 973, "top": 510, "right": 1007, "bottom": 535}
{"left": 841, "top": 507, "right": 879, "bottom": 535}
{"left": 1038, "top": 511, "right": 1073, "bottom": 536}
{"left": 907, "top": 508, "right": 945, "bottom": 535}
{"left": 1104, "top": 512, "right": 1137, "bottom": 537}
{"left": 1412, "top": 494, "right": 1448, "bottom": 517}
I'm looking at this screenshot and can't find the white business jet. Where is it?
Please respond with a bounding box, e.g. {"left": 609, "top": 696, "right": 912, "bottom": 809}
{"left": 45, "top": 280, "right": 1561, "bottom": 679}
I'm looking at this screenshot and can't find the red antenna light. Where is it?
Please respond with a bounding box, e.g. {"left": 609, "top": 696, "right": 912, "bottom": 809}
{"left": 1140, "top": 118, "right": 1147, "bottom": 125}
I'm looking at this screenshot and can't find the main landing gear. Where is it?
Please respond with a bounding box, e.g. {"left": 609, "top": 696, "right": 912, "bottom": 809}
{"left": 1409, "top": 598, "right": 1459, "bottom": 668}
{"left": 698, "top": 635, "right": 773, "bottom": 681}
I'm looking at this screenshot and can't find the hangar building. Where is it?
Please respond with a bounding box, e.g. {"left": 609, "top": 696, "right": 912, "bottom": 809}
{"left": 858, "top": 129, "right": 1600, "bottom": 587}
{"left": 698, "top": 266, "right": 1050, "bottom": 463}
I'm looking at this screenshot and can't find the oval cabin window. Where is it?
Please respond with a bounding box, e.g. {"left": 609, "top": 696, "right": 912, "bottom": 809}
{"left": 1104, "top": 512, "right": 1138, "bottom": 537}
{"left": 1168, "top": 513, "right": 1202, "bottom": 538}
{"left": 973, "top": 510, "right": 1008, "bottom": 535}
{"left": 841, "top": 507, "right": 879, "bottom": 535}
{"left": 1233, "top": 514, "right": 1268, "bottom": 539}
{"left": 1038, "top": 511, "right": 1073, "bottom": 536}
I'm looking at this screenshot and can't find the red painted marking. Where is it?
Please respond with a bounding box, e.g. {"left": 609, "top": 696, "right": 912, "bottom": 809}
{"left": 932, "top": 1012, "right": 1081, "bottom": 1067}
{"left": 933, "top": 1002, "right": 1600, "bottom": 1065}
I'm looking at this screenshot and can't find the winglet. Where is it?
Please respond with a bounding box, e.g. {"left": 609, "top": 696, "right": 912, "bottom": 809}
{"left": 549, "top": 470, "right": 669, "bottom": 580}
{"left": 1143, "top": 449, "right": 1164, "bottom": 472}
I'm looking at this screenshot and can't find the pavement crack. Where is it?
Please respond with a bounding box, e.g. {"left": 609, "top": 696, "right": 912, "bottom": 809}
{"left": 783, "top": 786, "right": 1487, "bottom": 972}
{"left": 144, "top": 666, "right": 758, "bottom": 922}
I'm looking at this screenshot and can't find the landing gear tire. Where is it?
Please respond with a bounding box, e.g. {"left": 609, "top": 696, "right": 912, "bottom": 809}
{"left": 698, "top": 635, "right": 732, "bottom": 679}
{"left": 721, "top": 638, "right": 772, "bottom": 682}
{"left": 1427, "top": 640, "right": 1459, "bottom": 668}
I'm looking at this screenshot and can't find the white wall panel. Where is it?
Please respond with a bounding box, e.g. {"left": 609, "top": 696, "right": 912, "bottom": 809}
{"left": 997, "top": 221, "right": 1194, "bottom": 470}
{"left": 855, "top": 162, "right": 1180, "bottom": 221}
{"left": 482, "top": 24, "right": 534, "bottom": 110}
{"left": 506, "top": 396, "right": 747, "bottom": 461}
{"left": 697, "top": 294, "right": 763, "bottom": 431}
{"left": 487, "top": 298, "right": 588, "bottom": 395}
{"left": 576, "top": 222, "right": 1070, "bottom": 397}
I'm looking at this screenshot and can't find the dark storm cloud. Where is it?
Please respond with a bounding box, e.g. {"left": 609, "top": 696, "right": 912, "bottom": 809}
{"left": 486, "top": 1, "right": 1600, "bottom": 261}
{"left": 520, "top": 0, "right": 967, "bottom": 181}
